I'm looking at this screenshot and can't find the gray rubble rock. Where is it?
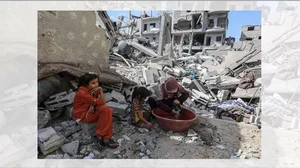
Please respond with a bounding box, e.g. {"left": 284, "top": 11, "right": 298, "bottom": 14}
{"left": 54, "top": 126, "right": 62, "bottom": 132}
{"left": 146, "top": 140, "right": 155, "bottom": 150}
{"left": 38, "top": 127, "right": 57, "bottom": 142}
{"left": 61, "top": 140, "right": 79, "bottom": 156}
{"left": 113, "top": 150, "right": 121, "bottom": 155}
{"left": 123, "top": 135, "right": 131, "bottom": 141}
{"left": 39, "top": 133, "right": 66, "bottom": 155}
{"left": 187, "top": 129, "right": 197, "bottom": 137}
{"left": 61, "top": 121, "right": 69, "bottom": 128}
{"left": 104, "top": 92, "right": 113, "bottom": 102}
{"left": 38, "top": 110, "right": 51, "bottom": 129}
{"left": 45, "top": 154, "right": 63, "bottom": 159}
{"left": 67, "top": 120, "right": 76, "bottom": 127}
{"left": 80, "top": 148, "right": 87, "bottom": 155}
{"left": 111, "top": 90, "right": 126, "bottom": 103}
{"left": 63, "top": 153, "right": 71, "bottom": 159}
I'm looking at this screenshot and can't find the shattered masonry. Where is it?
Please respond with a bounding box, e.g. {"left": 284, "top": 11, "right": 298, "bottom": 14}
{"left": 36, "top": 10, "right": 262, "bottom": 160}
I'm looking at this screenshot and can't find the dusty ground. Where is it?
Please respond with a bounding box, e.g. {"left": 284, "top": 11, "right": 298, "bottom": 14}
{"left": 39, "top": 114, "right": 261, "bottom": 159}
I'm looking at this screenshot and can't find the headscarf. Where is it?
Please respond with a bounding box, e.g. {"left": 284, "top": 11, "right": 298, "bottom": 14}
{"left": 161, "top": 77, "right": 179, "bottom": 98}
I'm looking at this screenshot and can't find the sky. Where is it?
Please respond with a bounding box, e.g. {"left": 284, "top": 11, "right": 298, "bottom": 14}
{"left": 107, "top": 10, "right": 261, "bottom": 41}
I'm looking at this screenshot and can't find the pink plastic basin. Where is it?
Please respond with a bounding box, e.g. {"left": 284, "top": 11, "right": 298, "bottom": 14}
{"left": 152, "top": 108, "right": 197, "bottom": 132}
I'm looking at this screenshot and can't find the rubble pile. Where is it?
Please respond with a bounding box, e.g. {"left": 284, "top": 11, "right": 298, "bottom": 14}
{"left": 109, "top": 37, "right": 262, "bottom": 125}
{"left": 37, "top": 10, "right": 261, "bottom": 159}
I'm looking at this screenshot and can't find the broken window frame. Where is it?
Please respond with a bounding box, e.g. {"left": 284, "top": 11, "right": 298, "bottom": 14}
{"left": 216, "top": 36, "right": 222, "bottom": 42}
{"left": 149, "top": 23, "right": 156, "bottom": 28}
{"left": 247, "top": 26, "right": 255, "bottom": 31}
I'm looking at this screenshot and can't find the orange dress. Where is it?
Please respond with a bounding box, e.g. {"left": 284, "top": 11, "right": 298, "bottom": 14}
{"left": 73, "top": 86, "right": 113, "bottom": 139}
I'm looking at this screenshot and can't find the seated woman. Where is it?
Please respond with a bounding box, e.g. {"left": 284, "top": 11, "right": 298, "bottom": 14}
{"left": 130, "top": 86, "right": 153, "bottom": 129}
{"left": 72, "top": 72, "right": 118, "bottom": 149}
{"left": 148, "top": 77, "right": 189, "bottom": 119}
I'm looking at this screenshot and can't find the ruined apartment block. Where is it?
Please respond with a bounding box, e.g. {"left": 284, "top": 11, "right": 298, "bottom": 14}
{"left": 240, "top": 25, "right": 261, "bottom": 41}
{"left": 131, "top": 12, "right": 172, "bottom": 44}
{"left": 171, "top": 10, "right": 229, "bottom": 53}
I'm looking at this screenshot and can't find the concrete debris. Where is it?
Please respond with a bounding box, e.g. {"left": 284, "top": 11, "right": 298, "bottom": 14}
{"left": 122, "top": 135, "right": 131, "bottom": 141}
{"left": 80, "top": 122, "right": 97, "bottom": 137}
{"left": 111, "top": 90, "right": 126, "bottom": 103}
{"left": 38, "top": 110, "right": 51, "bottom": 129}
{"left": 61, "top": 140, "right": 80, "bottom": 156}
{"left": 39, "top": 132, "right": 66, "bottom": 155}
{"left": 44, "top": 92, "right": 76, "bottom": 109}
{"left": 37, "top": 10, "right": 261, "bottom": 160}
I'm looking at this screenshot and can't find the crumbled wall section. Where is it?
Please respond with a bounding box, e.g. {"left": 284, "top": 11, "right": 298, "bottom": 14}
{"left": 38, "top": 11, "right": 110, "bottom": 69}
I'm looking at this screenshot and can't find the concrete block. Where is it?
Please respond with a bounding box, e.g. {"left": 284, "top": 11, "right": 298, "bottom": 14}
{"left": 219, "top": 76, "right": 240, "bottom": 89}
{"left": 44, "top": 92, "right": 76, "bottom": 109}
{"left": 106, "top": 101, "right": 128, "bottom": 116}
{"left": 38, "top": 110, "right": 51, "bottom": 129}
{"left": 231, "top": 87, "right": 261, "bottom": 99}
{"left": 39, "top": 133, "right": 66, "bottom": 155}
{"left": 160, "top": 60, "right": 174, "bottom": 67}
{"left": 217, "top": 90, "right": 230, "bottom": 102}
{"left": 80, "top": 122, "right": 97, "bottom": 136}
{"left": 182, "top": 77, "right": 192, "bottom": 87}
{"left": 159, "top": 70, "right": 166, "bottom": 77}
{"left": 191, "top": 89, "right": 210, "bottom": 105}
{"left": 111, "top": 90, "right": 126, "bottom": 103}
{"left": 102, "top": 83, "right": 123, "bottom": 93}
{"left": 104, "top": 92, "right": 113, "bottom": 103}
{"left": 61, "top": 140, "right": 80, "bottom": 156}
{"left": 38, "top": 127, "right": 57, "bottom": 142}
{"left": 173, "top": 68, "right": 182, "bottom": 77}
{"left": 188, "top": 80, "right": 207, "bottom": 93}
{"left": 183, "top": 97, "right": 193, "bottom": 106}
{"left": 143, "top": 69, "right": 155, "bottom": 85}
{"left": 204, "top": 76, "right": 221, "bottom": 85}
{"left": 147, "top": 63, "right": 163, "bottom": 70}
{"left": 149, "top": 68, "right": 160, "bottom": 83}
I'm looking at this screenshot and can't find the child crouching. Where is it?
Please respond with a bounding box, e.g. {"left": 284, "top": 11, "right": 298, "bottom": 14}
{"left": 130, "top": 86, "right": 153, "bottom": 129}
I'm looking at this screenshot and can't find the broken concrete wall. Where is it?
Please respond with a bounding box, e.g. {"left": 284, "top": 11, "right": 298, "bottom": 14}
{"left": 38, "top": 11, "right": 110, "bottom": 69}
{"left": 38, "top": 11, "right": 135, "bottom": 85}
{"left": 204, "top": 32, "right": 225, "bottom": 46}
{"left": 240, "top": 25, "right": 261, "bottom": 41}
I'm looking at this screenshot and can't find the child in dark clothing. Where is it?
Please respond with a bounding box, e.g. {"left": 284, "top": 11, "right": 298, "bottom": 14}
{"left": 130, "top": 86, "right": 153, "bottom": 129}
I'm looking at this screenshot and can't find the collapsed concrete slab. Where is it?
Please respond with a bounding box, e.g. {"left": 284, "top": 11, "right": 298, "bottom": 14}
{"left": 111, "top": 90, "right": 126, "bottom": 103}
{"left": 106, "top": 101, "right": 128, "bottom": 116}
{"left": 231, "top": 87, "right": 261, "bottom": 99}
{"left": 38, "top": 127, "right": 66, "bottom": 155}
{"left": 188, "top": 80, "right": 207, "bottom": 93}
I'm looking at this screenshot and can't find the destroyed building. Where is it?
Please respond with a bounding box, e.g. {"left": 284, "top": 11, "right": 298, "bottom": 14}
{"left": 239, "top": 25, "right": 261, "bottom": 41}
{"left": 172, "top": 11, "right": 229, "bottom": 54}
{"left": 37, "top": 10, "right": 262, "bottom": 160}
